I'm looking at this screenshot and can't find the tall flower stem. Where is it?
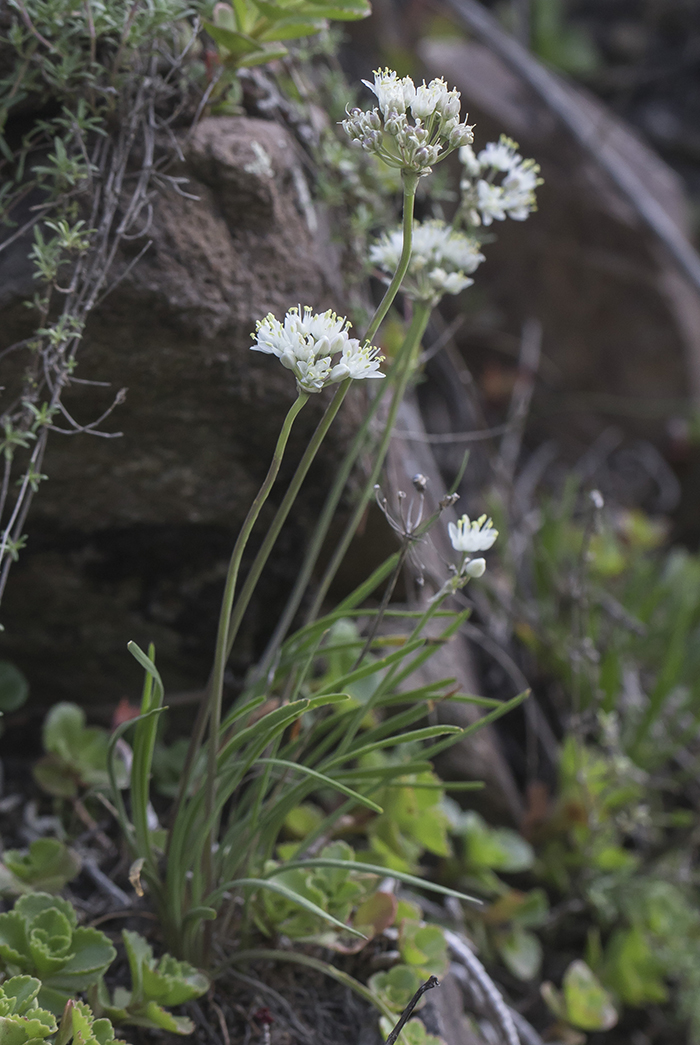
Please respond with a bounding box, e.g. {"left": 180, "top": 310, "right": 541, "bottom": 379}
{"left": 306, "top": 300, "right": 431, "bottom": 623}
{"left": 256, "top": 172, "right": 420, "bottom": 675}
{"left": 203, "top": 391, "right": 309, "bottom": 894}
{"left": 223, "top": 378, "right": 350, "bottom": 661}
{"left": 364, "top": 170, "right": 419, "bottom": 343}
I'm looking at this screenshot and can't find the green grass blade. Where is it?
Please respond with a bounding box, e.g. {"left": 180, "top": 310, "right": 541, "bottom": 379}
{"left": 256, "top": 758, "right": 383, "bottom": 812}
{"left": 321, "top": 725, "right": 462, "bottom": 769}
{"left": 204, "top": 878, "right": 366, "bottom": 937}
{"left": 267, "top": 858, "right": 481, "bottom": 905}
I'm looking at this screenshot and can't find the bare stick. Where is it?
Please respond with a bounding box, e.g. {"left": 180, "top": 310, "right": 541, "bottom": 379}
{"left": 385, "top": 977, "right": 440, "bottom": 1045}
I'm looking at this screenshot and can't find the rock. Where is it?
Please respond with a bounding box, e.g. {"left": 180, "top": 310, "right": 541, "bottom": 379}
{"left": 419, "top": 37, "right": 700, "bottom": 457}
{"left": 0, "top": 115, "right": 362, "bottom": 710}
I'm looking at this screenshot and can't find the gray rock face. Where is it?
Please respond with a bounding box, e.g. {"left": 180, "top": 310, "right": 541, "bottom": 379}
{"left": 0, "top": 116, "right": 362, "bottom": 708}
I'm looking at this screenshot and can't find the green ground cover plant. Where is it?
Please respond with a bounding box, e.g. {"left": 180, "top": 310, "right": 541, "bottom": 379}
{"left": 460, "top": 483, "right": 700, "bottom": 1041}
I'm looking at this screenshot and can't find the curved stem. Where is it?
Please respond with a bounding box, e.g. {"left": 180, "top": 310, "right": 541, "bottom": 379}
{"left": 204, "top": 391, "right": 308, "bottom": 892}
{"left": 307, "top": 301, "right": 431, "bottom": 623}
{"left": 224, "top": 379, "right": 350, "bottom": 662}
{"left": 255, "top": 174, "right": 419, "bottom": 674}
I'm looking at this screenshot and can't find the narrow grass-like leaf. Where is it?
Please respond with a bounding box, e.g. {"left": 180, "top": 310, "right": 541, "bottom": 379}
{"left": 266, "top": 859, "right": 481, "bottom": 905}
{"left": 335, "top": 762, "right": 433, "bottom": 780}
{"left": 419, "top": 692, "right": 528, "bottom": 762}
{"left": 321, "top": 725, "right": 462, "bottom": 770}
{"left": 219, "top": 694, "right": 268, "bottom": 737}
{"left": 255, "top": 758, "right": 382, "bottom": 812}
{"left": 336, "top": 554, "right": 401, "bottom": 613}
{"left": 315, "top": 639, "right": 425, "bottom": 697}
{"left": 204, "top": 878, "right": 366, "bottom": 937}
{"left": 127, "top": 643, "right": 166, "bottom": 888}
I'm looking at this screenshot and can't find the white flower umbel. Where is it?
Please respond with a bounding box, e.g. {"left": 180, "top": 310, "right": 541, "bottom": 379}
{"left": 342, "top": 68, "right": 474, "bottom": 177}
{"left": 448, "top": 513, "right": 499, "bottom": 552}
{"left": 459, "top": 134, "right": 541, "bottom": 227}
{"left": 369, "top": 219, "right": 485, "bottom": 305}
{"left": 252, "top": 306, "right": 384, "bottom": 394}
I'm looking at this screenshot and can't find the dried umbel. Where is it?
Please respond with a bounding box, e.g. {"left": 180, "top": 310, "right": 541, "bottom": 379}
{"left": 342, "top": 69, "right": 474, "bottom": 176}
{"left": 251, "top": 306, "right": 385, "bottom": 393}
{"left": 369, "top": 219, "right": 485, "bottom": 305}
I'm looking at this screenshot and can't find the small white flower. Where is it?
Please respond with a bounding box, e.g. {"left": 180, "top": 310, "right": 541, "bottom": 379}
{"left": 363, "top": 69, "right": 416, "bottom": 116}
{"left": 295, "top": 356, "right": 333, "bottom": 392}
{"left": 369, "top": 219, "right": 484, "bottom": 304}
{"left": 251, "top": 306, "right": 384, "bottom": 394}
{"left": 429, "top": 268, "right": 473, "bottom": 296}
{"left": 476, "top": 180, "right": 507, "bottom": 226}
{"left": 329, "top": 341, "right": 385, "bottom": 382}
{"left": 412, "top": 80, "right": 442, "bottom": 120}
{"left": 448, "top": 514, "right": 499, "bottom": 552}
{"left": 478, "top": 138, "right": 521, "bottom": 172}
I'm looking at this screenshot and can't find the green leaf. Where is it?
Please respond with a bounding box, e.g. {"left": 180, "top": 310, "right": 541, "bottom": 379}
{"left": 0, "top": 911, "right": 31, "bottom": 969}
{"left": 603, "top": 927, "right": 667, "bottom": 1006}
{"left": 32, "top": 759, "right": 78, "bottom": 800}
{"left": 497, "top": 927, "right": 542, "bottom": 981}
{"left": 89, "top": 933, "right": 207, "bottom": 1035}
{"left": 203, "top": 21, "right": 261, "bottom": 52}
{"left": 216, "top": 877, "right": 367, "bottom": 938}
{"left": 562, "top": 960, "right": 618, "bottom": 1031}
{"left": 0, "top": 895, "right": 115, "bottom": 1017}
{"left": 35, "top": 704, "right": 122, "bottom": 797}
{"left": 257, "top": 16, "right": 324, "bottom": 40}
{"left": 0, "top": 662, "right": 29, "bottom": 713}
{"left": 1, "top": 976, "right": 43, "bottom": 1014}
{"left": 293, "top": 0, "right": 370, "bottom": 18}
{"left": 236, "top": 45, "right": 289, "bottom": 66}
{"left": 2, "top": 840, "right": 81, "bottom": 895}
{"left": 267, "top": 857, "right": 480, "bottom": 906}
{"left": 399, "top": 921, "right": 448, "bottom": 977}
{"left": 368, "top": 965, "right": 423, "bottom": 1014}
{"left": 353, "top": 892, "right": 397, "bottom": 939}
{"left": 257, "top": 758, "right": 382, "bottom": 813}
{"left": 57, "top": 1000, "right": 125, "bottom": 1045}
{"left": 460, "top": 812, "right": 534, "bottom": 872}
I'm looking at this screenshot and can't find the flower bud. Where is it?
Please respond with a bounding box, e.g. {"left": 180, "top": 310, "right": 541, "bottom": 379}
{"left": 450, "top": 123, "right": 475, "bottom": 148}
{"left": 384, "top": 113, "right": 402, "bottom": 136}
{"left": 464, "top": 557, "right": 486, "bottom": 578}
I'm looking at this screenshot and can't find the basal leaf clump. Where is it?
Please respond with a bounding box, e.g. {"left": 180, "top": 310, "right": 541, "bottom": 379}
{"left": 0, "top": 975, "right": 57, "bottom": 1045}
{"left": 0, "top": 894, "right": 115, "bottom": 1015}
{"left": 91, "top": 930, "right": 208, "bottom": 1035}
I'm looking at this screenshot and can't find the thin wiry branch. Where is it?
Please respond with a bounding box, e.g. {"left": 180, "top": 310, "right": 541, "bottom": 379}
{"left": 0, "top": 23, "right": 204, "bottom": 604}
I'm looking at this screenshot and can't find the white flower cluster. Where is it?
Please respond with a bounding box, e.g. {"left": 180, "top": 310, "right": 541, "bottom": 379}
{"left": 251, "top": 306, "right": 384, "bottom": 394}
{"left": 369, "top": 219, "right": 485, "bottom": 305}
{"left": 459, "top": 135, "right": 541, "bottom": 227}
{"left": 342, "top": 69, "right": 474, "bottom": 176}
